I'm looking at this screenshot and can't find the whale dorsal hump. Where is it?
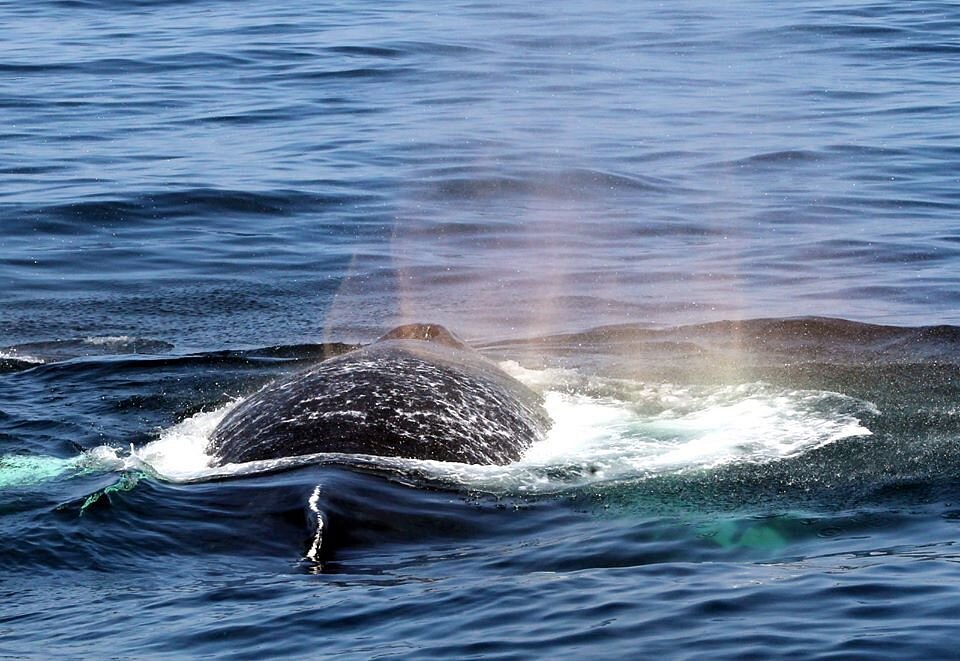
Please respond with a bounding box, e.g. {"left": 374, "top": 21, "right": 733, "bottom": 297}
{"left": 376, "top": 323, "right": 467, "bottom": 349}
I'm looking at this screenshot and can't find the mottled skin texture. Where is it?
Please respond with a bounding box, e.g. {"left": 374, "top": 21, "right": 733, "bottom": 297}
{"left": 208, "top": 324, "right": 551, "bottom": 465}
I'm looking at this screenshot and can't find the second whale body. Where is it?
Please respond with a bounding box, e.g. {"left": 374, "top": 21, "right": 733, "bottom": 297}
{"left": 207, "top": 324, "right": 551, "bottom": 466}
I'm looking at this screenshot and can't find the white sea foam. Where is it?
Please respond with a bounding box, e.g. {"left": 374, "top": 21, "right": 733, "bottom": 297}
{"left": 84, "top": 335, "right": 134, "bottom": 346}
{"left": 0, "top": 350, "right": 45, "bottom": 364}
{"left": 78, "top": 366, "right": 875, "bottom": 493}
{"left": 87, "top": 405, "right": 237, "bottom": 481}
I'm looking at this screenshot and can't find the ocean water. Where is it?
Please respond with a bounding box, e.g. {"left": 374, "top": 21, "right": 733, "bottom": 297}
{"left": 3, "top": 0, "right": 960, "bottom": 657}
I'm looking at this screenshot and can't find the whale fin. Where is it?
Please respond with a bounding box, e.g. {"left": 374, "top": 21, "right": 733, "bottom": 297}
{"left": 376, "top": 323, "right": 467, "bottom": 349}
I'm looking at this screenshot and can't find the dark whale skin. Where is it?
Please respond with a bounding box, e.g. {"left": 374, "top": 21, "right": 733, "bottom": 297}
{"left": 207, "top": 324, "right": 551, "bottom": 465}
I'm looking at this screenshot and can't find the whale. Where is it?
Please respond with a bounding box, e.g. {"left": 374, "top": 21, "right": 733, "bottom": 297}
{"left": 207, "top": 324, "right": 552, "bottom": 466}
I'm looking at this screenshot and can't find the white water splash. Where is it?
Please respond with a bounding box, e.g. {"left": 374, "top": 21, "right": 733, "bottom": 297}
{"left": 306, "top": 485, "right": 324, "bottom": 562}
{"left": 87, "top": 406, "right": 235, "bottom": 481}
{"left": 68, "top": 366, "right": 874, "bottom": 494}
{"left": 83, "top": 335, "right": 134, "bottom": 346}
{"left": 0, "top": 350, "right": 45, "bottom": 364}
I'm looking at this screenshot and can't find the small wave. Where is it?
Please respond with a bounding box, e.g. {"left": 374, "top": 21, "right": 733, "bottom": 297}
{"left": 299, "top": 66, "right": 415, "bottom": 81}
{"left": 516, "top": 317, "right": 960, "bottom": 366}
{"left": 0, "top": 337, "right": 174, "bottom": 364}
{"left": 7, "top": 188, "right": 371, "bottom": 234}
{"left": 708, "top": 150, "right": 824, "bottom": 171}
{"left": 417, "top": 167, "right": 681, "bottom": 201}
{"left": 326, "top": 45, "right": 405, "bottom": 58}
{"left": 788, "top": 23, "right": 907, "bottom": 38}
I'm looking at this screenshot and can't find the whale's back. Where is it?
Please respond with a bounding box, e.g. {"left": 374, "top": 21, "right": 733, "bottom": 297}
{"left": 207, "top": 326, "right": 550, "bottom": 465}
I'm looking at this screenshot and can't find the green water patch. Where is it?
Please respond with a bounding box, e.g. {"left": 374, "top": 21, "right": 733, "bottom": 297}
{"left": 0, "top": 446, "right": 133, "bottom": 491}
{"left": 0, "top": 454, "right": 80, "bottom": 489}
{"left": 80, "top": 472, "right": 143, "bottom": 513}
{"left": 696, "top": 516, "right": 797, "bottom": 551}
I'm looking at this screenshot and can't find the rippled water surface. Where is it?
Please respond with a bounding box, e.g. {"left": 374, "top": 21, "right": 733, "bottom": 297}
{"left": 3, "top": 0, "right": 960, "bottom": 657}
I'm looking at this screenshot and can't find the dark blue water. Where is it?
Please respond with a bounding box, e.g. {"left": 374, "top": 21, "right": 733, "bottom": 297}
{"left": 3, "top": 0, "right": 960, "bottom": 657}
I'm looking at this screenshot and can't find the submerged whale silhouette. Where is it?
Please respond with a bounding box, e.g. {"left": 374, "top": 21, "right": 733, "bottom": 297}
{"left": 208, "top": 324, "right": 551, "bottom": 466}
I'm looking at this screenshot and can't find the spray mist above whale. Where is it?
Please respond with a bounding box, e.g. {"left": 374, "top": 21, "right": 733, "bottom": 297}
{"left": 207, "top": 324, "right": 553, "bottom": 466}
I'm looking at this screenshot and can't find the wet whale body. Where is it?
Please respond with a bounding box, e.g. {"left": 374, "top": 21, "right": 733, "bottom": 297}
{"left": 208, "top": 324, "right": 552, "bottom": 466}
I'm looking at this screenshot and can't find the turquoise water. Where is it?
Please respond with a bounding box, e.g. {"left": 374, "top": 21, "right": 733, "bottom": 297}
{"left": 3, "top": 1, "right": 960, "bottom": 657}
